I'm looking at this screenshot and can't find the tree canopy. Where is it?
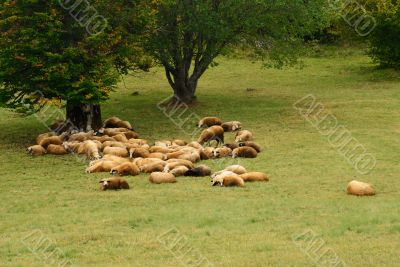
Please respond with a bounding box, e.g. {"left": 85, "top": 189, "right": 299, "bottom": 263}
{"left": 145, "top": 0, "right": 330, "bottom": 103}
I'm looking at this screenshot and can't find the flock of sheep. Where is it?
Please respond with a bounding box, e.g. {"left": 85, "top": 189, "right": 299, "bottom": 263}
{"left": 27, "top": 116, "right": 375, "bottom": 196}
{"left": 27, "top": 116, "right": 269, "bottom": 190}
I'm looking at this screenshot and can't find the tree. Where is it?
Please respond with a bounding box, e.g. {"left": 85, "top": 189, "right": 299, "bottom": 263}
{"left": 145, "top": 0, "right": 330, "bottom": 103}
{"left": 0, "top": 0, "right": 150, "bottom": 131}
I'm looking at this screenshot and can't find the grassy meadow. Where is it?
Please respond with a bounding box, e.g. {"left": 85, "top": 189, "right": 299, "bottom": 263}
{"left": 0, "top": 48, "right": 399, "bottom": 266}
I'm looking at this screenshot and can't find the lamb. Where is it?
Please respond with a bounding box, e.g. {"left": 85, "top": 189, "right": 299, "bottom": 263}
{"left": 239, "top": 141, "right": 262, "bottom": 153}
{"left": 224, "top": 165, "right": 247, "bottom": 175}
{"left": 149, "top": 172, "right": 177, "bottom": 184}
{"left": 240, "top": 172, "right": 269, "bottom": 182}
{"left": 169, "top": 166, "right": 189, "bottom": 177}
{"left": 235, "top": 130, "right": 253, "bottom": 142}
{"left": 347, "top": 180, "right": 375, "bottom": 196}
{"left": 46, "top": 144, "right": 69, "bottom": 155}
{"left": 232, "top": 146, "right": 258, "bottom": 158}
{"left": 86, "top": 161, "right": 119, "bottom": 173}
{"left": 213, "top": 147, "right": 232, "bottom": 158}
{"left": 197, "top": 126, "right": 225, "bottom": 146}
{"left": 27, "top": 145, "right": 46, "bottom": 156}
{"left": 110, "top": 162, "right": 140, "bottom": 176}
{"left": 99, "top": 177, "right": 130, "bottom": 190}
{"left": 184, "top": 165, "right": 212, "bottom": 177}
{"left": 198, "top": 117, "right": 222, "bottom": 128}
{"left": 212, "top": 175, "right": 244, "bottom": 187}
{"left": 103, "top": 146, "right": 129, "bottom": 157}
{"left": 200, "top": 147, "right": 215, "bottom": 160}
{"left": 221, "top": 121, "right": 242, "bottom": 132}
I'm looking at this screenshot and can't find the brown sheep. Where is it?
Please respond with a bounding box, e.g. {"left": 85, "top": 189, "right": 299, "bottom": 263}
{"left": 155, "top": 140, "right": 172, "bottom": 147}
{"left": 224, "top": 165, "right": 247, "bottom": 175}
{"left": 27, "top": 145, "right": 46, "bottom": 156}
{"left": 68, "top": 131, "right": 93, "bottom": 142}
{"left": 165, "top": 159, "right": 195, "bottom": 170}
{"left": 184, "top": 165, "right": 212, "bottom": 177}
{"left": 232, "top": 146, "right": 257, "bottom": 158}
{"left": 224, "top": 143, "right": 239, "bottom": 150}
{"left": 83, "top": 140, "right": 101, "bottom": 159}
{"left": 103, "top": 116, "right": 122, "bottom": 128}
{"left": 177, "top": 151, "right": 200, "bottom": 163}
{"left": 101, "top": 141, "right": 126, "bottom": 150}
{"left": 63, "top": 141, "right": 84, "bottom": 154}
{"left": 187, "top": 141, "right": 203, "bottom": 149}
{"left": 239, "top": 141, "right": 262, "bottom": 153}
{"left": 200, "top": 147, "right": 215, "bottom": 160}
{"left": 46, "top": 144, "right": 69, "bottom": 155}
{"left": 169, "top": 166, "right": 189, "bottom": 177}
{"left": 100, "top": 155, "right": 130, "bottom": 165}
{"left": 99, "top": 177, "right": 130, "bottom": 190}
{"left": 235, "top": 130, "right": 253, "bottom": 142}
{"left": 197, "top": 126, "right": 225, "bottom": 146}
{"left": 211, "top": 170, "right": 239, "bottom": 179}
{"left": 147, "top": 152, "right": 167, "bottom": 160}
{"left": 113, "top": 133, "right": 129, "bottom": 143}
{"left": 140, "top": 162, "right": 165, "bottom": 173}
{"left": 240, "top": 172, "right": 269, "bottom": 182}
{"left": 86, "top": 161, "right": 119, "bottom": 173}
{"left": 347, "top": 180, "right": 375, "bottom": 196}
{"left": 36, "top": 132, "right": 56, "bottom": 145}
{"left": 172, "top": 139, "right": 187, "bottom": 146}
{"left": 149, "top": 172, "right": 177, "bottom": 184}
{"left": 123, "top": 131, "right": 140, "bottom": 139}
{"left": 110, "top": 162, "right": 140, "bottom": 176}
{"left": 91, "top": 135, "right": 115, "bottom": 143}
{"left": 213, "top": 147, "right": 232, "bottom": 158}
{"left": 149, "top": 146, "right": 173, "bottom": 154}
{"left": 128, "top": 138, "right": 148, "bottom": 146}
{"left": 129, "top": 147, "right": 150, "bottom": 158}
{"left": 198, "top": 117, "right": 222, "bottom": 128}
{"left": 103, "top": 146, "right": 129, "bottom": 158}
{"left": 39, "top": 134, "right": 66, "bottom": 148}
{"left": 221, "top": 121, "right": 242, "bottom": 132}
{"left": 212, "top": 175, "right": 244, "bottom": 187}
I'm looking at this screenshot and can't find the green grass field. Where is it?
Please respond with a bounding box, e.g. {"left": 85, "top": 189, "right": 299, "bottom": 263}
{"left": 0, "top": 49, "right": 399, "bottom": 266}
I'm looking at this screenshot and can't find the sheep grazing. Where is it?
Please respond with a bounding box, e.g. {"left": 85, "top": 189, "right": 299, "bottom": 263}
{"left": 235, "top": 130, "right": 253, "bottom": 142}
{"left": 99, "top": 177, "right": 130, "bottom": 191}
{"left": 200, "top": 147, "right": 215, "bottom": 160}
{"left": 239, "top": 141, "right": 262, "bottom": 153}
{"left": 347, "top": 180, "right": 375, "bottom": 196}
{"left": 184, "top": 164, "right": 212, "bottom": 177}
{"left": 197, "top": 126, "right": 225, "bottom": 146}
{"left": 213, "top": 147, "right": 232, "bottom": 158}
{"left": 27, "top": 145, "right": 46, "bottom": 156}
{"left": 110, "top": 162, "right": 140, "bottom": 176}
{"left": 232, "top": 146, "right": 258, "bottom": 158}
{"left": 240, "top": 172, "right": 268, "bottom": 182}
{"left": 212, "top": 175, "right": 244, "bottom": 187}
{"left": 224, "top": 165, "right": 247, "bottom": 175}
{"left": 46, "top": 144, "right": 69, "bottom": 155}
{"left": 169, "top": 166, "right": 189, "bottom": 177}
{"left": 198, "top": 117, "right": 222, "bottom": 128}
{"left": 149, "top": 172, "right": 177, "bottom": 184}
{"left": 221, "top": 121, "right": 242, "bottom": 132}
{"left": 103, "top": 146, "right": 129, "bottom": 158}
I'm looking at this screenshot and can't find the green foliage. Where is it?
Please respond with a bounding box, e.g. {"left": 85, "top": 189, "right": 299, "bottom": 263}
{"left": 0, "top": 0, "right": 151, "bottom": 113}
{"left": 368, "top": 1, "right": 400, "bottom": 68}
{"left": 145, "top": 0, "right": 330, "bottom": 99}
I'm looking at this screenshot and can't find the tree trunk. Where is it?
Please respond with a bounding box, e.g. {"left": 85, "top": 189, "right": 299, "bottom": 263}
{"left": 66, "top": 101, "right": 102, "bottom": 132}
{"left": 166, "top": 69, "right": 198, "bottom": 104}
